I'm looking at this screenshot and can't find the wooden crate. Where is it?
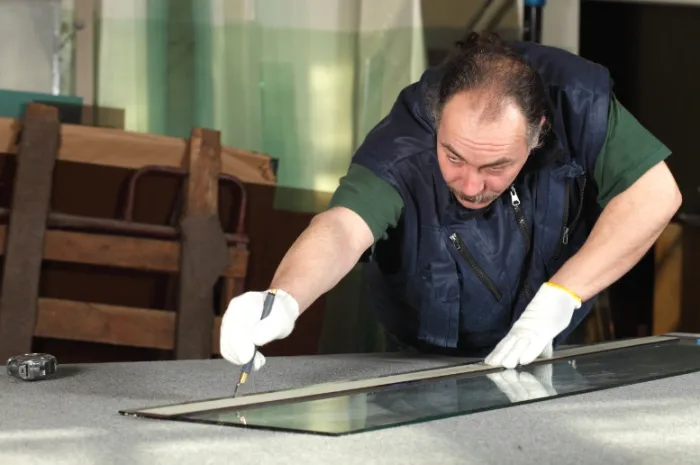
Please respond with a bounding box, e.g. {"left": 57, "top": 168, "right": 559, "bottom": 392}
{"left": 0, "top": 103, "right": 277, "bottom": 361}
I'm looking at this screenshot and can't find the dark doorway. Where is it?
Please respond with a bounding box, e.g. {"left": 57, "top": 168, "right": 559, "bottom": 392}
{"left": 579, "top": 0, "right": 700, "bottom": 338}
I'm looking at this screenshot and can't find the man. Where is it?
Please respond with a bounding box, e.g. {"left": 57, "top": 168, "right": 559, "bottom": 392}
{"left": 219, "top": 33, "right": 681, "bottom": 370}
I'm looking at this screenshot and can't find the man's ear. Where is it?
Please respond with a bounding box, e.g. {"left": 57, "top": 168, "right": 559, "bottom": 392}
{"left": 526, "top": 116, "right": 548, "bottom": 153}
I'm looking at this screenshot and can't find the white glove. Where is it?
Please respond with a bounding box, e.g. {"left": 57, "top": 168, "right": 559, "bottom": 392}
{"left": 219, "top": 289, "right": 300, "bottom": 370}
{"left": 484, "top": 282, "right": 581, "bottom": 369}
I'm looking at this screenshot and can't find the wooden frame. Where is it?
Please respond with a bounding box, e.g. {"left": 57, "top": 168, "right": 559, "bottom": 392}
{"left": 0, "top": 104, "right": 275, "bottom": 360}
{"left": 0, "top": 116, "right": 276, "bottom": 186}
{"left": 33, "top": 299, "right": 225, "bottom": 353}
{"left": 0, "top": 224, "right": 246, "bottom": 353}
{"left": 0, "top": 227, "right": 248, "bottom": 278}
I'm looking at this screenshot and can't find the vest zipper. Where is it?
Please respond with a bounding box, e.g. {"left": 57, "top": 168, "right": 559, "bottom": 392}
{"left": 553, "top": 175, "right": 586, "bottom": 259}
{"left": 568, "top": 175, "right": 587, "bottom": 239}
{"left": 509, "top": 185, "right": 530, "bottom": 254}
{"left": 449, "top": 232, "right": 502, "bottom": 301}
{"left": 509, "top": 185, "right": 534, "bottom": 301}
{"left": 553, "top": 179, "right": 570, "bottom": 259}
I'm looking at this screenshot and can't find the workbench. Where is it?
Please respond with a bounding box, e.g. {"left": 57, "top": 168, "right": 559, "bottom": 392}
{"left": 2, "top": 351, "right": 699, "bottom": 464}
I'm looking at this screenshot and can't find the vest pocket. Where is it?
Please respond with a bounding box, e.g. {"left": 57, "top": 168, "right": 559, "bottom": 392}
{"left": 426, "top": 260, "right": 461, "bottom": 301}
{"left": 448, "top": 232, "right": 502, "bottom": 302}
{"left": 409, "top": 260, "right": 462, "bottom": 347}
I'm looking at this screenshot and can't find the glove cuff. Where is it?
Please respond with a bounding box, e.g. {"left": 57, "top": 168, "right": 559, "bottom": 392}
{"left": 543, "top": 281, "right": 582, "bottom": 309}
{"left": 269, "top": 288, "right": 301, "bottom": 319}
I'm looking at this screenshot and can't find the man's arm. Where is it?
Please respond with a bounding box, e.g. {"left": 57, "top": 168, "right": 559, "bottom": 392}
{"left": 218, "top": 206, "right": 372, "bottom": 369}
{"left": 271, "top": 163, "right": 405, "bottom": 312}
{"left": 551, "top": 94, "right": 680, "bottom": 301}
{"left": 269, "top": 206, "right": 374, "bottom": 313}
{"left": 549, "top": 160, "right": 681, "bottom": 301}
{"left": 484, "top": 94, "right": 679, "bottom": 368}
{"left": 219, "top": 164, "right": 404, "bottom": 368}
{"left": 485, "top": 162, "right": 680, "bottom": 369}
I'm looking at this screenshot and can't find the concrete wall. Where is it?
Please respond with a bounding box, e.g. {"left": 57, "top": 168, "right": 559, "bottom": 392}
{"left": 541, "top": 0, "right": 580, "bottom": 54}
{"left": 421, "top": 0, "right": 521, "bottom": 64}
{"left": 420, "top": 0, "right": 581, "bottom": 66}
{"left": 0, "top": 0, "right": 61, "bottom": 93}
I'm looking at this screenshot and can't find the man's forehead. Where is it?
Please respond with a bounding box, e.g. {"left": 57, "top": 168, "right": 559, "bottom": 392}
{"left": 440, "top": 91, "right": 528, "bottom": 134}
{"left": 437, "top": 98, "right": 530, "bottom": 161}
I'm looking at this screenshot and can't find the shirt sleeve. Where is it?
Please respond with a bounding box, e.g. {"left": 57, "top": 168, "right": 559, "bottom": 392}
{"left": 327, "top": 163, "right": 404, "bottom": 242}
{"left": 593, "top": 94, "right": 673, "bottom": 207}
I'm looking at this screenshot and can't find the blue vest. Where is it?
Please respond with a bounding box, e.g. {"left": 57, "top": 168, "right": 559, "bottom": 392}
{"left": 352, "top": 41, "right": 612, "bottom": 357}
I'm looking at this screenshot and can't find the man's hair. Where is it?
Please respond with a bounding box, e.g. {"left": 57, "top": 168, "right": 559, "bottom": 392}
{"left": 426, "top": 32, "right": 551, "bottom": 151}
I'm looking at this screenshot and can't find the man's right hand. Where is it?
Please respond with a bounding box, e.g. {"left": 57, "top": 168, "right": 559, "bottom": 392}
{"left": 219, "top": 289, "right": 300, "bottom": 370}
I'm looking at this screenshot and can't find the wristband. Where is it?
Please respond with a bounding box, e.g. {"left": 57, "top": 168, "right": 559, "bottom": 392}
{"left": 544, "top": 281, "right": 582, "bottom": 305}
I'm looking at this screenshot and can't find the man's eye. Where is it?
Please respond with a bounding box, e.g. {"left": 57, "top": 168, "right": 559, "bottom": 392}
{"left": 489, "top": 165, "right": 507, "bottom": 173}
{"left": 447, "top": 155, "right": 460, "bottom": 164}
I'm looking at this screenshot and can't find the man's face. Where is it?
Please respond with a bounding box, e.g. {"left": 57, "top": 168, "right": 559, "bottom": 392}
{"left": 436, "top": 91, "right": 533, "bottom": 209}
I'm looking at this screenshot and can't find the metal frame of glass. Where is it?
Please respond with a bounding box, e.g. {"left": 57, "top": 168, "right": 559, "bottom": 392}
{"left": 120, "top": 333, "right": 700, "bottom": 436}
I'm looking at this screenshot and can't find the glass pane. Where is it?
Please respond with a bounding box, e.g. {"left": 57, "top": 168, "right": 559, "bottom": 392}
{"left": 126, "top": 336, "right": 700, "bottom": 436}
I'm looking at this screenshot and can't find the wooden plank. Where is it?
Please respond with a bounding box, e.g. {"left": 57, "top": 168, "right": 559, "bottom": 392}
{"left": 33, "top": 297, "right": 223, "bottom": 352}
{"left": 654, "top": 223, "right": 683, "bottom": 334}
{"left": 175, "top": 128, "right": 229, "bottom": 359}
{"left": 35, "top": 298, "right": 175, "bottom": 350}
{"left": 125, "top": 335, "right": 680, "bottom": 417}
{"left": 0, "top": 104, "right": 60, "bottom": 360}
{"left": 183, "top": 128, "right": 221, "bottom": 216}
{"left": 0, "top": 116, "right": 276, "bottom": 185}
{"left": 0, "top": 226, "right": 248, "bottom": 279}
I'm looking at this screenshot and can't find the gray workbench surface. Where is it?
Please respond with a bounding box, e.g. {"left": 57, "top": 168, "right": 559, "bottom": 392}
{"left": 1, "top": 351, "right": 699, "bottom": 465}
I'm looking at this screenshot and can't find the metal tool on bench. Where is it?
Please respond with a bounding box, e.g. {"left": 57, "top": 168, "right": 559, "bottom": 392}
{"left": 232, "top": 289, "right": 277, "bottom": 398}
{"left": 6, "top": 353, "right": 57, "bottom": 381}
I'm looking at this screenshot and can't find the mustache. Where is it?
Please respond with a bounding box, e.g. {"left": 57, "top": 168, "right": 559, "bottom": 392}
{"left": 451, "top": 187, "right": 500, "bottom": 204}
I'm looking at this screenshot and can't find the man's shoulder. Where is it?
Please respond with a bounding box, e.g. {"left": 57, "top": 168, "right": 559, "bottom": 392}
{"left": 509, "top": 43, "right": 613, "bottom": 171}
{"left": 328, "top": 163, "right": 405, "bottom": 243}
{"left": 515, "top": 42, "right": 613, "bottom": 169}
{"left": 592, "top": 95, "right": 672, "bottom": 207}
{"left": 512, "top": 41, "right": 611, "bottom": 90}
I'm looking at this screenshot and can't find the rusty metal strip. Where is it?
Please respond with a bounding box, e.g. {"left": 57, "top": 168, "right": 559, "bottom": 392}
{"left": 0, "top": 104, "right": 60, "bottom": 360}
{"left": 173, "top": 128, "right": 229, "bottom": 359}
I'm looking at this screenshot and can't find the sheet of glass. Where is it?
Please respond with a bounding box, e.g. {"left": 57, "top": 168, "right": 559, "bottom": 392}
{"left": 123, "top": 336, "right": 700, "bottom": 436}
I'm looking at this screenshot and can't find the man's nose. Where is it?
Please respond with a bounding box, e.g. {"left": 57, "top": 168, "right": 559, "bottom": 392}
{"left": 460, "top": 172, "right": 484, "bottom": 196}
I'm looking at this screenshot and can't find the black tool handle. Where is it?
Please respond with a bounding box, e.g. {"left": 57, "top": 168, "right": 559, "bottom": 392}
{"left": 240, "top": 289, "right": 277, "bottom": 375}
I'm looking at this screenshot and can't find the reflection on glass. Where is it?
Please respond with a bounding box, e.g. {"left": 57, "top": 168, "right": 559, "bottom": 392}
{"left": 178, "top": 339, "right": 700, "bottom": 436}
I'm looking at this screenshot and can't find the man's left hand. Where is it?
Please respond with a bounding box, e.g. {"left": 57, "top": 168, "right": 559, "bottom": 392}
{"left": 484, "top": 282, "right": 581, "bottom": 368}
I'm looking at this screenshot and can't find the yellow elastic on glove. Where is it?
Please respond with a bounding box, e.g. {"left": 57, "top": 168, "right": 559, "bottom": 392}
{"left": 544, "top": 281, "right": 582, "bottom": 306}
